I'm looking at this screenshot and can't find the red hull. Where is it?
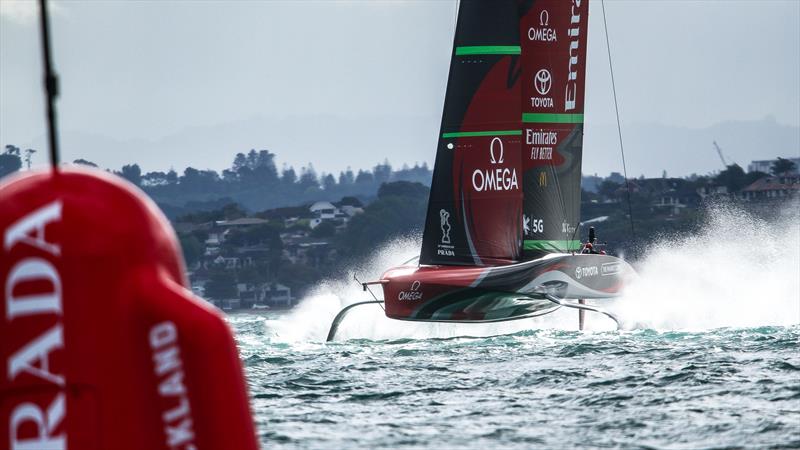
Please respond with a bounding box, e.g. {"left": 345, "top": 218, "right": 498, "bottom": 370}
{"left": 381, "top": 254, "right": 633, "bottom": 322}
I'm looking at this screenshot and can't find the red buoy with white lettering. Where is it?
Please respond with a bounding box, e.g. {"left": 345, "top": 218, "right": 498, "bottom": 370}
{"left": 0, "top": 168, "right": 259, "bottom": 450}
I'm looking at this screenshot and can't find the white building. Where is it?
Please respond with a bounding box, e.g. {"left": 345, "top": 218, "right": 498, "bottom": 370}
{"left": 748, "top": 158, "right": 800, "bottom": 175}
{"left": 308, "top": 201, "right": 362, "bottom": 229}
{"left": 261, "top": 284, "right": 293, "bottom": 307}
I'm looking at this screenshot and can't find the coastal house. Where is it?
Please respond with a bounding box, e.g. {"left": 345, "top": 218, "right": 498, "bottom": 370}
{"left": 740, "top": 175, "right": 800, "bottom": 201}
{"left": 258, "top": 205, "right": 313, "bottom": 228}
{"left": 653, "top": 188, "right": 701, "bottom": 216}
{"left": 308, "top": 201, "right": 344, "bottom": 229}
{"left": 695, "top": 183, "right": 729, "bottom": 200}
{"left": 205, "top": 232, "right": 223, "bottom": 246}
{"left": 261, "top": 283, "right": 293, "bottom": 307}
{"left": 213, "top": 255, "right": 241, "bottom": 269}
{"left": 339, "top": 204, "right": 364, "bottom": 219}
{"left": 308, "top": 200, "right": 363, "bottom": 229}
{"left": 236, "top": 283, "right": 260, "bottom": 308}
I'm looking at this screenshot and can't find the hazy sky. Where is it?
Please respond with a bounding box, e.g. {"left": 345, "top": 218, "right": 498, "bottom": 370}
{"left": 1, "top": 0, "right": 798, "bottom": 177}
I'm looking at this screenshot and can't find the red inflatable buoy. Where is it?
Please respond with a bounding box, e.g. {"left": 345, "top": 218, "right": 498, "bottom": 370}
{"left": 0, "top": 168, "right": 259, "bottom": 450}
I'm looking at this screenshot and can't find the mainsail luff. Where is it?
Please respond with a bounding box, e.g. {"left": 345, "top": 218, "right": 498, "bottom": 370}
{"left": 520, "top": 0, "right": 589, "bottom": 259}
{"left": 419, "top": 0, "right": 524, "bottom": 267}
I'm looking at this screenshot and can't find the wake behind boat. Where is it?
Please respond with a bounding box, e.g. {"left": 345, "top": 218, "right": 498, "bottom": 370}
{"left": 328, "top": 0, "right": 634, "bottom": 341}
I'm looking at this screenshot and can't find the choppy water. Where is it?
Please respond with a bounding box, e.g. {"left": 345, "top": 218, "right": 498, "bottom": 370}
{"left": 233, "top": 205, "right": 800, "bottom": 449}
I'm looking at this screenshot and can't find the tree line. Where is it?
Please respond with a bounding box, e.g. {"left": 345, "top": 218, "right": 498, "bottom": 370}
{"left": 0, "top": 145, "right": 433, "bottom": 215}
{"left": 112, "top": 149, "right": 431, "bottom": 214}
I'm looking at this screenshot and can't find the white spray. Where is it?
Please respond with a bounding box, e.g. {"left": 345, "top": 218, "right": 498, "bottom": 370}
{"left": 612, "top": 202, "right": 800, "bottom": 331}
{"left": 270, "top": 203, "right": 799, "bottom": 341}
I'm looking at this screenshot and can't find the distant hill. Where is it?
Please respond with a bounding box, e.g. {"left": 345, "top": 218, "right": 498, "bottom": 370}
{"left": 23, "top": 114, "right": 440, "bottom": 177}
{"left": 583, "top": 116, "right": 799, "bottom": 178}
{"left": 16, "top": 116, "right": 798, "bottom": 181}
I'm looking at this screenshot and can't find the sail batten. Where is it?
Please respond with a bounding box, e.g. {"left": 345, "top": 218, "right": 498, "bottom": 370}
{"left": 442, "top": 130, "right": 521, "bottom": 138}
{"left": 522, "top": 113, "right": 584, "bottom": 124}
{"left": 455, "top": 45, "right": 521, "bottom": 56}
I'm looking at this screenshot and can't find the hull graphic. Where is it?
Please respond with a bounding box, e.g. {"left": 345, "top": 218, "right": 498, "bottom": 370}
{"left": 382, "top": 254, "right": 633, "bottom": 322}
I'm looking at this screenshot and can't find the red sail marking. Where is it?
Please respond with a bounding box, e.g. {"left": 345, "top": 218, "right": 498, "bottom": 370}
{"left": 450, "top": 56, "right": 522, "bottom": 263}
{"left": 520, "top": 0, "right": 589, "bottom": 115}
{"left": 520, "top": 0, "right": 588, "bottom": 171}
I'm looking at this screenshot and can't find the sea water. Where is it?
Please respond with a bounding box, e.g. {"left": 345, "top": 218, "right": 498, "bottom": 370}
{"left": 233, "top": 205, "right": 800, "bottom": 449}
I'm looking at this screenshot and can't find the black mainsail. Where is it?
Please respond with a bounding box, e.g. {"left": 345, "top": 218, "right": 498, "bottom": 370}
{"left": 420, "top": 0, "right": 590, "bottom": 266}
{"left": 420, "top": 0, "right": 524, "bottom": 266}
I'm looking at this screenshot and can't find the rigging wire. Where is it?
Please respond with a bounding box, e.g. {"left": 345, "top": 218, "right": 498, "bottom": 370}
{"left": 38, "top": 0, "right": 60, "bottom": 170}
{"left": 601, "top": 0, "right": 635, "bottom": 239}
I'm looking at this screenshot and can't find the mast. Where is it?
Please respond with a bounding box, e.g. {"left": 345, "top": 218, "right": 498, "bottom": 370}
{"left": 38, "top": 0, "right": 61, "bottom": 169}
{"left": 419, "top": 0, "right": 524, "bottom": 267}
{"left": 520, "top": 0, "right": 589, "bottom": 258}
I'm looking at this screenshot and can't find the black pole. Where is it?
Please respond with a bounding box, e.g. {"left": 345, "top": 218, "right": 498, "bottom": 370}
{"left": 38, "top": 0, "right": 60, "bottom": 169}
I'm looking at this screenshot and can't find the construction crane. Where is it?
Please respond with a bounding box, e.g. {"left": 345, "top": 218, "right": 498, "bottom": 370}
{"left": 713, "top": 141, "right": 729, "bottom": 169}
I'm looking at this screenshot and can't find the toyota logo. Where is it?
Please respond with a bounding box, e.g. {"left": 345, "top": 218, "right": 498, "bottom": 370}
{"left": 489, "top": 137, "right": 504, "bottom": 164}
{"left": 534, "top": 69, "right": 552, "bottom": 95}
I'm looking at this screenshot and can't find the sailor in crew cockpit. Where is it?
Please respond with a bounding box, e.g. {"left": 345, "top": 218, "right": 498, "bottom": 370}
{"left": 582, "top": 226, "right": 606, "bottom": 255}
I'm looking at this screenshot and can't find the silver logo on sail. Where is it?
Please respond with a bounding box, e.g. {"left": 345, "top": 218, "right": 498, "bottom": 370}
{"left": 535, "top": 69, "right": 552, "bottom": 95}
{"left": 489, "top": 137, "right": 504, "bottom": 164}
{"left": 472, "top": 138, "right": 518, "bottom": 192}
{"left": 439, "top": 209, "right": 451, "bottom": 244}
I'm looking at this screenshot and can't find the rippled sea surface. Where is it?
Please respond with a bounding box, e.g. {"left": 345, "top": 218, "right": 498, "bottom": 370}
{"left": 231, "top": 313, "right": 799, "bottom": 449}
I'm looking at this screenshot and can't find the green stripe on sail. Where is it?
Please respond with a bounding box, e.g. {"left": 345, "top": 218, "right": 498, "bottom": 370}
{"left": 522, "top": 113, "right": 584, "bottom": 124}
{"left": 442, "top": 130, "right": 521, "bottom": 139}
{"left": 455, "top": 45, "right": 521, "bottom": 56}
{"left": 523, "top": 240, "right": 582, "bottom": 251}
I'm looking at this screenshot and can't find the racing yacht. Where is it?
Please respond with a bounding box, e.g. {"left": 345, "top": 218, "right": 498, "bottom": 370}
{"left": 327, "top": 0, "right": 634, "bottom": 341}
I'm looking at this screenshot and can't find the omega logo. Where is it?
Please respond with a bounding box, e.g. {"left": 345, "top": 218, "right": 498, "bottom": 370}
{"left": 489, "top": 137, "right": 504, "bottom": 164}
{"left": 398, "top": 280, "right": 423, "bottom": 301}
